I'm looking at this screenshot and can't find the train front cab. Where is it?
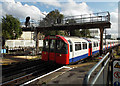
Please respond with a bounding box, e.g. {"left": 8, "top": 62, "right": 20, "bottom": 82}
{"left": 42, "top": 35, "right": 69, "bottom": 65}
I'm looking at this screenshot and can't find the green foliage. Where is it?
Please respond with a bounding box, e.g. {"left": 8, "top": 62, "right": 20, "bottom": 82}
{"left": 2, "top": 15, "right": 22, "bottom": 40}
{"left": 45, "top": 9, "right": 64, "bottom": 24}
{"left": 70, "top": 29, "right": 81, "bottom": 37}
{"left": 66, "top": 19, "right": 81, "bottom": 37}
{"left": 80, "top": 29, "right": 90, "bottom": 37}
{"left": 40, "top": 9, "right": 64, "bottom": 36}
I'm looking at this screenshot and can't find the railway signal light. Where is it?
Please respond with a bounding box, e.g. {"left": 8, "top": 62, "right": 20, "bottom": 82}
{"left": 25, "top": 16, "right": 30, "bottom": 27}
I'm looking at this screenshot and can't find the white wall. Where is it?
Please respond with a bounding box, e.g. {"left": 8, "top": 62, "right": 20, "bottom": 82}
{"left": 20, "top": 32, "right": 34, "bottom": 40}
{"left": 5, "top": 40, "right": 43, "bottom": 48}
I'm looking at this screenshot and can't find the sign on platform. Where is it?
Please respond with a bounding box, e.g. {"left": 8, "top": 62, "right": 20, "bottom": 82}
{"left": 1, "top": 49, "right": 6, "bottom": 53}
{"left": 112, "top": 59, "right": 120, "bottom": 86}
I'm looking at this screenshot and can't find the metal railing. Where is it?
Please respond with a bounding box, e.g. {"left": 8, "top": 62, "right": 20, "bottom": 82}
{"left": 83, "top": 52, "right": 111, "bottom": 86}
{"left": 39, "top": 11, "right": 110, "bottom": 27}
{"left": 63, "top": 11, "right": 110, "bottom": 24}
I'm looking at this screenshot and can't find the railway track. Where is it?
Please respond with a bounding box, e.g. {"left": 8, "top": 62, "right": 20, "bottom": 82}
{"left": 1, "top": 59, "right": 62, "bottom": 85}
{"left": 1, "top": 48, "right": 115, "bottom": 85}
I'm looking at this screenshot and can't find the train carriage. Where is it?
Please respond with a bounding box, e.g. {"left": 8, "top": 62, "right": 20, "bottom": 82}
{"left": 42, "top": 35, "right": 119, "bottom": 65}
{"left": 42, "top": 35, "right": 91, "bottom": 64}
{"left": 65, "top": 37, "right": 89, "bottom": 63}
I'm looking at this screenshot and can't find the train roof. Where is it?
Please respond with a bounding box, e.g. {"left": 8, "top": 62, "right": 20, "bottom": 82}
{"left": 44, "top": 35, "right": 118, "bottom": 43}
{"left": 84, "top": 38, "right": 99, "bottom": 42}
{"left": 64, "top": 36, "right": 88, "bottom": 43}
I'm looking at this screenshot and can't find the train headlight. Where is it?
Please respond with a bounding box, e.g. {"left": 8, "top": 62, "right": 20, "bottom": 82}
{"left": 60, "top": 54, "right": 62, "bottom": 56}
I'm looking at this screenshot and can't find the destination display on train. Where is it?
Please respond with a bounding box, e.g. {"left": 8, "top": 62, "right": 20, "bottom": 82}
{"left": 112, "top": 59, "right": 120, "bottom": 86}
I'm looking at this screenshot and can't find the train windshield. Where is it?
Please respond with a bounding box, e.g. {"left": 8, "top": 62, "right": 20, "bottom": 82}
{"left": 49, "top": 39, "right": 56, "bottom": 52}
{"left": 56, "top": 40, "right": 68, "bottom": 54}
{"left": 43, "top": 39, "right": 56, "bottom": 52}
{"left": 43, "top": 39, "right": 49, "bottom": 51}
{"left": 43, "top": 39, "right": 68, "bottom": 54}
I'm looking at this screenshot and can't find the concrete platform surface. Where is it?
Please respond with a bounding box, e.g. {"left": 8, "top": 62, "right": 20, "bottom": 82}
{"left": 47, "top": 63, "right": 96, "bottom": 85}
{"left": 29, "top": 62, "right": 96, "bottom": 85}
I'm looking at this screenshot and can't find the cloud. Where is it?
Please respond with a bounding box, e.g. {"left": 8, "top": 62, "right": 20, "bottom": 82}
{"left": 0, "top": 0, "right": 15, "bottom": 3}
{"left": 1, "top": 0, "right": 93, "bottom": 22}
{"left": 1, "top": 0, "right": 118, "bottom": 39}
{"left": 1, "top": 0, "right": 46, "bottom": 21}
{"left": 107, "top": 9, "right": 118, "bottom": 38}
{"left": 61, "top": 1, "right": 93, "bottom": 16}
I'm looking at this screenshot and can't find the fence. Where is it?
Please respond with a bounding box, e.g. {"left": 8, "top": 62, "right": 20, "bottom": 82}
{"left": 5, "top": 40, "right": 43, "bottom": 48}
{"left": 83, "top": 51, "right": 112, "bottom": 86}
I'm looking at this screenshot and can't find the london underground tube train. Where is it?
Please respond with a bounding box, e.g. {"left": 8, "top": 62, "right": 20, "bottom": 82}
{"left": 42, "top": 35, "right": 118, "bottom": 65}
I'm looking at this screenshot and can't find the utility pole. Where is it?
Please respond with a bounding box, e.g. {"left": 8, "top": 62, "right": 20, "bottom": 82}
{"left": 99, "top": 27, "right": 104, "bottom": 56}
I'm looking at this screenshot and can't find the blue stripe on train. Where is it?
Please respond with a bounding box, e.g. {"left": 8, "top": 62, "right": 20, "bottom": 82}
{"left": 69, "top": 49, "right": 108, "bottom": 63}
{"left": 92, "top": 50, "right": 99, "bottom": 55}
{"left": 69, "top": 53, "right": 88, "bottom": 63}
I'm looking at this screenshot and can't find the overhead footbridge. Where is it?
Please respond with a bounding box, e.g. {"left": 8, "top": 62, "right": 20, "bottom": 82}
{"left": 22, "top": 11, "right": 111, "bottom": 55}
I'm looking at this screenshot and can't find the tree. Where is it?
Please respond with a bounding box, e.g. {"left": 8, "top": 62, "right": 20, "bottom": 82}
{"left": 66, "top": 19, "right": 81, "bottom": 37}
{"left": 2, "top": 15, "right": 22, "bottom": 46}
{"left": 45, "top": 9, "right": 64, "bottom": 25}
{"left": 39, "top": 9, "right": 64, "bottom": 36}
{"left": 80, "top": 29, "right": 90, "bottom": 37}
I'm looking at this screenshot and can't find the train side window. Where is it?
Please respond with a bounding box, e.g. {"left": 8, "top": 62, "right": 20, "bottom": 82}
{"left": 68, "top": 40, "right": 72, "bottom": 52}
{"left": 94, "top": 42, "right": 96, "bottom": 47}
{"left": 75, "top": 43, "right": 81, "bottom": 51}
{"left": 70, "top": 45, "right": 72, "bottom": 52}
{"left": 82, "top": 42, "right": 87, "bottom": 49}
{"left": 96, "top": 42, "right": 98, "bottom": 47}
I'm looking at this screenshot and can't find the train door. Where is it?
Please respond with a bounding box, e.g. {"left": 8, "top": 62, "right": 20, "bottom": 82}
{"left": 68, "top": 40, "right": 73, "bottom": 62}
{"left": 88, "top": 42, "right": 92, "bottom": 56}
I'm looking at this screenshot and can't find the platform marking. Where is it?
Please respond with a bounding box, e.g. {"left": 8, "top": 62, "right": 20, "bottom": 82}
{"left": 20, "top": 66, "right": 72, "bottom": 86}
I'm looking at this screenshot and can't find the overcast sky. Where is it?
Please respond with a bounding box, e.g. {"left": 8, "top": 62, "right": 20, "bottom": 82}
{"left": 0, "top": 0, "right": 119, "bottom": 38}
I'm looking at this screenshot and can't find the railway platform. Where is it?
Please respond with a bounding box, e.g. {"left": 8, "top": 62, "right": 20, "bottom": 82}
{"left": 48, "top": 62, "right": 96, "bottom": 85}
{"left": 26, "top": 62, "right": 97, "bottom": 85}
{"left": 1, "top": 55, "right": 41, "bottom": 65}
{"left": 25, "top": 51, "right": 120, "bottom": 85}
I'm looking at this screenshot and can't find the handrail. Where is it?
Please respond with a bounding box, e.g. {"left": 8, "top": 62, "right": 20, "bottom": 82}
{"left": 83, "top": 52, "right": 110, "bottom": 85}
{"left": 91, "top": 57, "right": 110, "bottom": 85}
{"left": 64, "top": 11, "right": 109, "bottom": 19}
